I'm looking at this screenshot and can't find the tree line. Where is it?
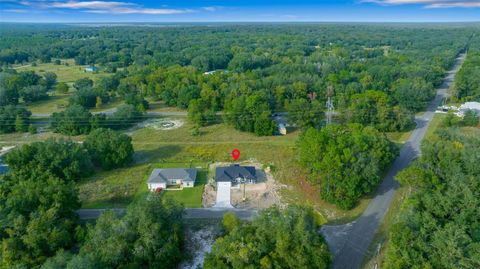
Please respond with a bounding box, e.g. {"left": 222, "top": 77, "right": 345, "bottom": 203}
{"left": 0, "top": 129, "right": 144, "bottom": 268}
{"left": 384, "top": 128, "right": 480, "bottom": 268}
{"left": 1, "top": 24, "right": 475, "bottom": 136}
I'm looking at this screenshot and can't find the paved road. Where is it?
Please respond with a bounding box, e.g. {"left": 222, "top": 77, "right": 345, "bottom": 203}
{"left": 31, "top": 110, "right": 190, "bottom": 118}
{"left": 321, "top": 52, "right": 467, "bottom": 269}
{"left": 32, "top": 108, "right": 288, "bottom": 118}
{"left": 77, "top": 208, "right": 257, "bottom": 220}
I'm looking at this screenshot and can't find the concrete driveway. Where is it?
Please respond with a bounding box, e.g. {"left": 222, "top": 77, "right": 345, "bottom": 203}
{"left": 214, "top": 182, "right": 233, "bottom": 208}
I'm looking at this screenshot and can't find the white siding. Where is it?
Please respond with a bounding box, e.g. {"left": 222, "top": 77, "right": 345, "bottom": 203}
{"left": 148, "top": 183, "right": 166, "bottom": 191}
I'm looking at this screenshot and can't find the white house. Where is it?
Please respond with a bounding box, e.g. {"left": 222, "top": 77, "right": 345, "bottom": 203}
{"left": 458, "top": 102, "right": 480, "bottom": 117}
{"left": 85, "top": 66, "right": 98, "bottom": 72}
{"left": 147, "top": 168, "right": 197, "bottom": 191}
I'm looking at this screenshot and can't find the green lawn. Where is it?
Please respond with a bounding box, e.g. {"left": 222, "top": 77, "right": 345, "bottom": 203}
{"left": 26, "top": 92, "right": 72, "bottom": 114}
{"left": 2, "top": 112, "right": 419, "bottom": 222}
{"left": 385, "top": 129, "right": 413, "bottom": 145}
{"left": 78, "top": 120, "right": 393, "bottom": 222}
{"left": 163, "top": 169, "right": 208, "bottom": 208}
{"left": 17, "top": 59, "right": 109, "bottom": 83}
{"left": 146, "top": 99, "right": 186, "bottom": 113}
{"left": 26, "top": 92, "right": 123, "bottom": 115}
{"left": 425, "top": 113, "right": 447, "bottom": 140}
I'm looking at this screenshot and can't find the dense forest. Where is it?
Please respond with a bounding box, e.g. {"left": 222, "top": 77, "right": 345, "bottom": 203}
{"left": 1, "top": 23, "right": 479, "bottom": 268}
{"left": 453, "top": 35, "right": 480, "bottom": 102}
{"left": 0, "top": 24, "right": 475, "bottom": 135}
{"left": 204, "top": 206, "right": 332, "bottom": 269}
{"left": 384, "top": 128, "right": 480, "bottom": 269}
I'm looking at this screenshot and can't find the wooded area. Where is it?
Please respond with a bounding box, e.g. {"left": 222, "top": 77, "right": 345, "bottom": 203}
{"left": 0, "top": 23, "right": 479, "bottom": 268}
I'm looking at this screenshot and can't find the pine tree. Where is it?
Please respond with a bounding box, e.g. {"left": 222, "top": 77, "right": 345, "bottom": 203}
{"left": 15, "top": 115, "right": 25, "bottom": 132}
{"left": 95, "top": 96, "right": 103, "bottom": 109}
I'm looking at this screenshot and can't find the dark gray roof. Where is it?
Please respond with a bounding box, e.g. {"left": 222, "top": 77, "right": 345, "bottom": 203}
{"left": 148, "top": 168, "right": 197, "bottom": 183}
{"left": 215, "top": 165, "right": 256, "bottom": 182}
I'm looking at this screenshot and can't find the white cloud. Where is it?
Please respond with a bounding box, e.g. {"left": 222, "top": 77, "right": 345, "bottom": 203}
{"left": 10, "top": 1, "right": 193, "bottom": 14}
{"left": 51, "top": 1, "right": 132, "bottom": 9}
{"left": 86, "top": 7, "right": 192, "bottom": 14}
{"left": 202, "top": 6, "right": 222, "bottom": 12}
{"left": 361, "top": 0, "right": 480, "bottom": 8}
{"left": 2, "top": 8, "right": 29, "bottom": 13}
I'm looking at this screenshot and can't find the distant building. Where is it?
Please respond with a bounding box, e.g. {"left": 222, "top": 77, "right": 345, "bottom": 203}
{"left": 278, "top": 123, "right": 287, "bottom": 136}
{"left": 147, "top": 168, "right": 197, "bottom": 191}
{"left": 203, "top": 70, "right": 229, "bottom": 76}
{"left": 85, "top": 66, "right": 98, "bottom": 72}
{"left": 203, "top": 71, "right": 216, "bottom": 75}
{"left": 458, "top": 102, "right": 480, "bottom": 117}
{"left": 0, "top": 159, "right": 7, "bottom": 176}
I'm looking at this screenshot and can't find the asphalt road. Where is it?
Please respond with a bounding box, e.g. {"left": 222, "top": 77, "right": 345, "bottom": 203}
{"left": 321, "top": 52, "right": 467, "bottom": 269}
{"left": 77, "top": 208, "right": 257, "bottom": 220}
{"left": 31, "top": 110, "right": 190, "bottom": 118}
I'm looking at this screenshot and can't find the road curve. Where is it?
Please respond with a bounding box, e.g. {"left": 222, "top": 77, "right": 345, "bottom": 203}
{"left": 321, "top": 52, "right": 467, "bottom": 269}
{"left": 77, "top": 208, "right": 257, "bottom": 220}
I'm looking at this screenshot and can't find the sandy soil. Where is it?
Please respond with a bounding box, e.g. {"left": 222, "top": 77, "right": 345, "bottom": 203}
{"left": 202, "top": 184, "right": 217, "bottom": 208}
{"left": 203, "top": 161, "right": 286, "bottom": 210}
{"left": 0, "top": 146, "right": 15, "bottom": 156}
{"left": 137, "top": 118, "right": 184, "bottom": 130}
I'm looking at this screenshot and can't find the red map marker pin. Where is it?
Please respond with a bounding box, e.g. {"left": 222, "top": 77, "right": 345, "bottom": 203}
{"left": 232, "top": 149, "right": 240, "bottom": 161}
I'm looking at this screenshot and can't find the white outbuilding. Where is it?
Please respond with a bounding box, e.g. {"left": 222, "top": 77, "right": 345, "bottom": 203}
{"left": 458, "top": 102, "right": 480, "bottom": 117}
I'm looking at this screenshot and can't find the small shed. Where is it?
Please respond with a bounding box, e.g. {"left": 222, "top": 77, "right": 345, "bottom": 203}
{"left": 85, "top": 66, "right": 98, "bottom": 72}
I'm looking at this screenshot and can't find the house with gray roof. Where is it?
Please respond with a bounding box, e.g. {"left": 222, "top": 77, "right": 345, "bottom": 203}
{"left": 215, "top": 164, "right": 257, "bottom": 185}
{"left": 147, "top": 168, "right": 197, "bottom": 191}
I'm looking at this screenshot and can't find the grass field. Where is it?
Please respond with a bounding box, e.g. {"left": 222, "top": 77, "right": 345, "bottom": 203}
{"left": 163, "top": 169, "right": 208, "bottom": 208}
{"left": 26, "top": 92, "right": 72, "bottom": 114}
{"left": 425, "top": 113, "right": 447, "bottom": 140}
{"left": 15, "top": 59, "right": 109, "bottom": 83}
{"left": 77, "top": 118, "right": 407, "bottom": 223}
{"left": 26, "top": 92, "right": 123, "bottom": 114}
{"left": 146, "top": 99, "right": 186, "bottom": 113}
{"left": 2, "top": 110, "right": 416, "bottom": 222}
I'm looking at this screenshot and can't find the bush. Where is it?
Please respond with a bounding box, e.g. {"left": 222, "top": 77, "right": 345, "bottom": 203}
{"left": 28, "top": 124, "right": 37, "bottom": 134}
{"left": 205, "top": 206, "right": 331, "bottom": 269}
{"left": 74, "top": 195, "right": 184, "bottom": 268}
{"left": 298, "top": 124, "right": 398, "bottom": 209}
{"left": 0, "top": 105, "right": 31, "bottom": 133}
{"left": 4, "top": 138, "right": 93, "bottom": 181}
{"left": 84, "top": 128, "right": 134, "bottom": 170}
{"left": 463, "top": 110, "right": 479, "bottom": 127}
{"left": 20, "top": 84, "right": 48, "bottom": 103}
{"left": 50, "top": 104, "right": 92, "bottom": 135}
{"left": 108, "top": 104, "right": 143, "bottom": 129}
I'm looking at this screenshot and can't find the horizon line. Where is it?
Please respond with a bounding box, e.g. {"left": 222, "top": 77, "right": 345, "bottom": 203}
{"left": 1, "top": 20, "right": 480, "bottom": 24}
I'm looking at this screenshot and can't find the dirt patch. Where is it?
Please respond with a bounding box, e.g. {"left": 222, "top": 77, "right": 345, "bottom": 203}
{"left": 203, "top": 161, "right": 286, "bottom": 210}
{"left": 138, "top": 118, "right": 184, "bottom": 130}
{"left": 202, "top": 184, "right": 217, "bottom": 208}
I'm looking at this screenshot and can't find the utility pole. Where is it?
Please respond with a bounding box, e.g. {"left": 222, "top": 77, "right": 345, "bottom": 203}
{"left": 242, "top": 177, "right": 246, "bottom": 202}
{"left": 326, "top": 86, "right": 334, "bottom": 125}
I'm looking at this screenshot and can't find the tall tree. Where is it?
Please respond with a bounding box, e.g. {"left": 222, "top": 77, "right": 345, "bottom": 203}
{"left": 204, "top": 206, "right": 332, "bottom": 269}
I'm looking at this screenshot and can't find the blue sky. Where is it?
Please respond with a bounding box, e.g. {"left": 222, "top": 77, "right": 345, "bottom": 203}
{"left": 0, "top": 0, "right": 479, "bottom": 22}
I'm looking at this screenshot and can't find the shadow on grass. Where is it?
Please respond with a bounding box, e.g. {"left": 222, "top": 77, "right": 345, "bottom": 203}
{"left": 134, "top": 145, "right": 183, "bottom": 163}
